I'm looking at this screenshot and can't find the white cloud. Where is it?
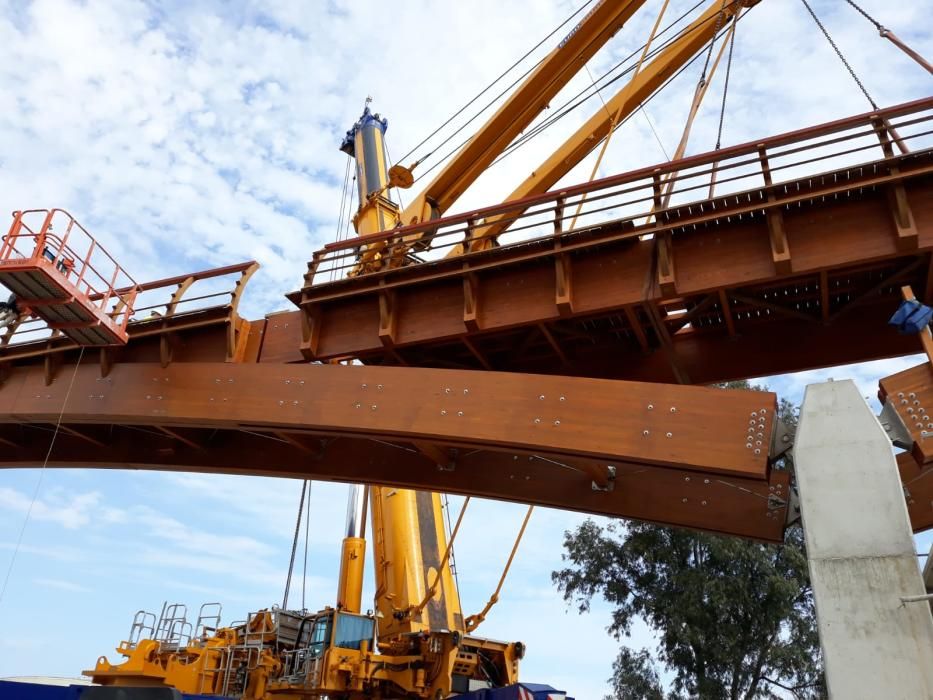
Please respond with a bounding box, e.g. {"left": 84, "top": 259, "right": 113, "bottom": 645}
{"left": 33, "top": 578, "right": 91, "bottom": 593}
{"left": 0, "top": 487, "right": 101, "bottom": 530}
{"left": 0, "top": 0, "right": 931, "bottom": 695}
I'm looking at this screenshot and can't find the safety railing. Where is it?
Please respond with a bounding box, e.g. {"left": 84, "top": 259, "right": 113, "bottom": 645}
{"left": 0, "top": 209, "right": 139, "bottom": 326}
{"left": 0, "top": 260, "right": 257, "bottom": 351}
{"left": 306, "top": 96, "right": 933, "bottom": 285}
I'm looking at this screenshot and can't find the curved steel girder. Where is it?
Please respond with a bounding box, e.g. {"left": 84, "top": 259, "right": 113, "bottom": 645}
{"left": 0, "top": 360, "right": 787, "bottom": 540}
{"left": 0, "top": 361, "right": 776, "bottom": 478}
{"left": 0, "top": 422, "right": 788, "bottom": 542}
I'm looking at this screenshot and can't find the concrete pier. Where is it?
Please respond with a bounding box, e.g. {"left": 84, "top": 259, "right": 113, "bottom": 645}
{"left": 795, "top": 379, "right": 933, "bottom": 699}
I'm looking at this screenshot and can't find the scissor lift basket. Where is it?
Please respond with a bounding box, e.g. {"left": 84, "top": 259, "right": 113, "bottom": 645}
{"left": 0, "top": 209, "right": 138, "bottom": 346}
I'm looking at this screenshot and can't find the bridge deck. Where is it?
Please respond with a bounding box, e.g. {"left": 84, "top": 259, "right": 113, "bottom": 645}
{"left": 292, "top": 98, "right": 933, "bottom": 384}
{"left": 3, "top": 101, "right": 933, "bottom": 541}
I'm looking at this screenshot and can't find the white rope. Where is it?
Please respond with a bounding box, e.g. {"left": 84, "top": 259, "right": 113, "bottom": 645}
{"left": 0, "top": 346, "right": 86, "bottom": 608}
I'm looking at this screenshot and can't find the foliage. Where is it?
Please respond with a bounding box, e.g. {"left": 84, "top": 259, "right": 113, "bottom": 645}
{"left": 555, "top": 382, "right": 824, "bottom": 699}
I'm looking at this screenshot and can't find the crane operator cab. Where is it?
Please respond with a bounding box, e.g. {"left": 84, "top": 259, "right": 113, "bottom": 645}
{"left": 275, "top": 608, "right": 377, "bottom": 690}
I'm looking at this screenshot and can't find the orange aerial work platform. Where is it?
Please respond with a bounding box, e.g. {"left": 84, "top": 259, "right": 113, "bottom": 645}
{"left": 0, "top": 209, "right": 138, "bottom": 346}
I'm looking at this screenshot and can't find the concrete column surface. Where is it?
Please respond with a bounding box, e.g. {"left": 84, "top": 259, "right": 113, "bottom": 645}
{"left": 795, "top": 379, "right": 933, "bottom": 700}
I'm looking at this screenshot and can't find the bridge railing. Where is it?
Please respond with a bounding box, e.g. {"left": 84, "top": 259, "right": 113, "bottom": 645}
{"left": 0, "top": 260, "right": 258, "bottom": 352}
{"left": 306, "top": 96, "right": 933, "bottom": 285}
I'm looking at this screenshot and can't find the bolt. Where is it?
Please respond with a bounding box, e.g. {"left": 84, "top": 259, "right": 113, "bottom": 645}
{"left": 378, "top": 384, "right": 383, "bottom": 390}
{"left": 371, "top": 405, "right": 377, "bottom": 411}
{"left": 458, "top": 411, "right": 464, "bottom": 417}
{"left": 285, "top": 379, "right": 290, "bottom": 384}
{"left": 278, "top": 400, "right": 284, "bottom": 406}
{"left": 362, "top": 383, "right": 368, "bottom": 389}
{"left": 560, "top": 396, "right": 566, "bottom": 402}
{"left": 666, "top": 432, "right": 673, "bottom": 438}
{"left": 902, "top": 399, "right": 909, "bottom": 405}
{"left": 299, "top": 380, "right": 305, "bottom": 385}
{"left": 746, "top": 443, "right": 752, "bottom": 449}
{"left": 441, "top": 410, "right": 447, "bottom": 416}
{"left": 648, "top": 404, "right": 654, "bottom": 410}
{"left": 463, "top": 389, "right": 469, "bottom": 395}
{"left": 701, "top": 500, "right": 707, "bottom": 506}
{"left": 899, "top": 392, "right": 905, "bottom": 398}
{"left": 354, "top": 402, "right": 361, "bottom": 409}
{"left": 535, "top": 418, "right": 541, "bottom": 424}
{"left": 749, "top": 420, "right": 755, "bottom": 425}
{"left": 754, "top": 448, "right": 761, "bottom": 455}
{"left": 769, "top": 486, "right": 774, "bottom": 491}
{"left": 445, "top": 388, "right": 451, "bottom": 394}
{"left": 684, "top": 476, "right": 690, "bottom": 482}
{"left": 146, "top": 395, "right": 151, "bottom": 399}
{"left": 908, "top": 407, "right": 915, "bottom": 413}
{"left": 292, "top": 400, "right": 298, "bottom": 405}
{"left": 682, "top": 498, "right": 688, "bottom": 503}
{"left": 751, "top": 411, "right": 757, "bottom": 417}
{"left": 704, "top": 478, "right": 710, "bottom": 484}
{"left": 670, "top": 407, "right": 677, "bottom": 413}
{"left": 554, "top": 420, "right": 561, "bottom": 426}
{"left": 643, "top": 430, "right": 650, "bottom": 437}
{"left": 539, "top": 395, "right": 545, "bottom": 400}
{"left": 910, "top": 392, "right": 917, "bottom": 399}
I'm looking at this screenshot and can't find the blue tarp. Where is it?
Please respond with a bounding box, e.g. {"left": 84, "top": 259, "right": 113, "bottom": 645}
{"left": 0, "top": 681, "right": 230, "bottom": 700}
{"left": 459, "top": 682, "right": 573, "bottom": 700}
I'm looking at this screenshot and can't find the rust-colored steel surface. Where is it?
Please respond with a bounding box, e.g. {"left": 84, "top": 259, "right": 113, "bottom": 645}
{"left": 6, "top": 101, "right": 933, "bottom": 541}
{"left": 293, "top": 98, "right": 933, "bottom": 383}
{"left": 0, "top": 359, "right": 788, "bottom": 541}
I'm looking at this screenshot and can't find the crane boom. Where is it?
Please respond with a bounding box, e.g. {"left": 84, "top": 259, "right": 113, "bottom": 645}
{"left": 465, "top": 0, "right": 757, "bottom": 250}
{"left": 399, "top": 0, "right": 648, "bottom": 228}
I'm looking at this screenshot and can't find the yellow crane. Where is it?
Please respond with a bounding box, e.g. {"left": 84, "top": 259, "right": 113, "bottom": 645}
{"left": 84, "top": 1, "right": 763, "bottom": 697}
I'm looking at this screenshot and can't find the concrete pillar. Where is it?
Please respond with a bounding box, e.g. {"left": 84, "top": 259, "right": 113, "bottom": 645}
{"left": 795, "top": 379, "right": 933, "bottom": 699}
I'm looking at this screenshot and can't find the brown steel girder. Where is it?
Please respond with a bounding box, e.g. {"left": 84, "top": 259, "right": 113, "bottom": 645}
{"left": 0, "top": 359, "right": 789, "bottom": 541}
{"left": 292, "top": 157, "right": 933, "bottom": 382}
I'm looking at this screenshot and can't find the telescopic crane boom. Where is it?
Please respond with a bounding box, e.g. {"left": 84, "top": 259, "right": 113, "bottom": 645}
{"left": 352, "top": 0, "right": 759, "bottom": 272}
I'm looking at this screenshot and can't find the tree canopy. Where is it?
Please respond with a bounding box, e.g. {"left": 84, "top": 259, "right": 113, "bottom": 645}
{"left": 552, "top": 384, "right": 824, "bottom": 699}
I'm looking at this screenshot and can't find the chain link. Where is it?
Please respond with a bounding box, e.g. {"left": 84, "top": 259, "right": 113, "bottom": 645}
{"left": 799, "top": 0, "right": 878, "bottom": 110}
{"left": 843, "top": 0, "right": 884, "bottom": 32}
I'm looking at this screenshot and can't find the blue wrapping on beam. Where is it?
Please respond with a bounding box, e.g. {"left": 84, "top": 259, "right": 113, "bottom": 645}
{"left": 889, "top": 299, "right": 933, "bottom": 334}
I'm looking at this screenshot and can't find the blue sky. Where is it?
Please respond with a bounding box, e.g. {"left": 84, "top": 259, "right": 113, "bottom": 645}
{"left": 0, "top": 1, "right": 932, "bottom": 698}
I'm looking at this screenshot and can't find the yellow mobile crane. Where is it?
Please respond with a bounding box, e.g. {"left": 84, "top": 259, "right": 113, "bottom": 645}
{"left": 85, "top": 1, "right": 759, "bottom": 697}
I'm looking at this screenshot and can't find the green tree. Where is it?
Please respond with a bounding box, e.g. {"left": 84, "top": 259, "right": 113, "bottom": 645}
{"left": 553, "top": 385, "right": 824, "bottom": 699}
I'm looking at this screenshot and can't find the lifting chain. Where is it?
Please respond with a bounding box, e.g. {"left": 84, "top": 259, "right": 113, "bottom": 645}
{"left": 799, "top": 0, "right": 878, "bottom": 110}
{"left": 714, "top": 12, "right": 738, "bottom": 150}
{"left": 843, "top": 0, "right": 884, "bottom": 33}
